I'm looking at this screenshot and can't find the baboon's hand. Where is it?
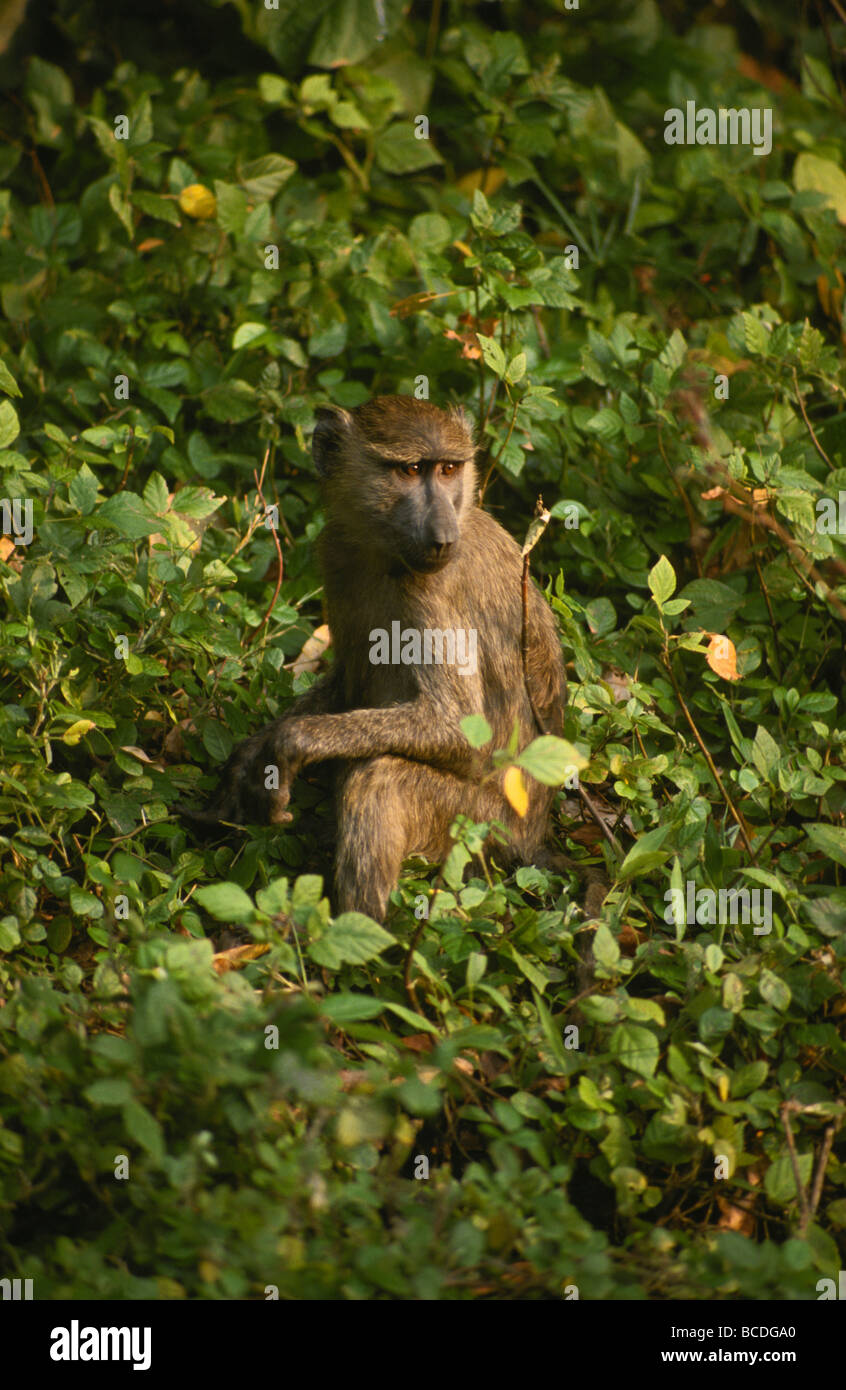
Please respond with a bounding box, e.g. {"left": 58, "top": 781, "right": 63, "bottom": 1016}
{"left": 201, "top": 720, "right": 303, "bottom": 827}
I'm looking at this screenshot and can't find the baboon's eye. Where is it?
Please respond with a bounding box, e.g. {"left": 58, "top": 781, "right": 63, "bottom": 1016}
{"left": 399, "top": 461, "right": 422, "bottom": 477}
{"left": 440, "top": 461, "right": 461, "bottom": 477}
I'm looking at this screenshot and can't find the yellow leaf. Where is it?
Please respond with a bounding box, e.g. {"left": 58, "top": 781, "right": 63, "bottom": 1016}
{"left": 62, "top": 719, "right": 95, "bottom": 745}
{"left": 717, "top": 1074, "right": 730, "bottom": 1102}
{"left": 455, "top": 167, "right": 507, "bottom": 196}
{"left": 503, "top": 766, "right": 529, "bottom": 817}
{"left": 178, "top": 184, "right": 217, "bottom": 220}
{"left": 793, "top": 153, "right": 846, "bottom": 225}
{"left": 706, "top": 634, "right": 740, "bottom": 682}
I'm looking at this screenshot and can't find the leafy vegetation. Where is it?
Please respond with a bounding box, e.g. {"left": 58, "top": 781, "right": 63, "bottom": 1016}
{"left": 0, "top": 0, "right": 845, "bottom": 1299}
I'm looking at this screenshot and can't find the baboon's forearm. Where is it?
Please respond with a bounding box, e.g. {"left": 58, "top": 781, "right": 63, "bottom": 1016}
{"left": 287, "top": 704, "right": 476, "bottom": 773}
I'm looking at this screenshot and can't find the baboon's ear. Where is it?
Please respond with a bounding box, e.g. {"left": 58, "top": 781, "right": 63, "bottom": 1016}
{"left": 449, "top": 404, "right": 475, "bottom": 448}
{"left": 312, "top": 405, "right": 353, "bottom": 477}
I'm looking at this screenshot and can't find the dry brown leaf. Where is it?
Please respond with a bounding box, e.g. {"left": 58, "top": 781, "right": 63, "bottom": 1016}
{"left": 390, "top": 290, "right": 453, "bottom": 319}
{"left": 737, "top": 54, "right": 792, "bottom": 93}
{"left": 291, "top": 623, "right": 331, "bottom": 676}
{"left": 211, "top": 943, "right": 270, "bottom": 975}
{"left": 716, "top": 1195, "right": 756, "bottom": 1235}
{"left": 619, "top": 922, "right": 647, "bottom": 955}
{"left": 706, "top": 634, "right": 740, "bottom": 682}
{"left": 120, "top": 744, "right": 156, "bottom": 763}
{"left": 398, "top": 1033, "right": 434, "bottom": 1054}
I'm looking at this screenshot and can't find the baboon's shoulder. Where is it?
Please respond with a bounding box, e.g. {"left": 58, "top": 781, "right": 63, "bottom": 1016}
{"left": 465, "top": 505, "right": 522, "bottom": 562}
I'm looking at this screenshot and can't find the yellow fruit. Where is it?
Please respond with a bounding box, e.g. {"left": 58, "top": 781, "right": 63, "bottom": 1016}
{"left": 178, "top": 184, "right": 217, "bottom": 220}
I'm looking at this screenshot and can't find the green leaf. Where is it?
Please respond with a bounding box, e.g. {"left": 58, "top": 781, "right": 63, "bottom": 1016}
{"left": 308, "top": 913, "right": 395, "bottom": 969}
{"left": 240, "top": 154, "right": 296, "bottom": 201}
{"left": 0, "top": 918, "right": 21, "bottom": 951}
{"left": 759, "top": 969, "right": 791, "bottom": 1012}
{"left": 132, "top": 190, "right": 181, "bottom": 225}
{"left": 731, "top": 1060, "right": 768, "bottom": 1097}
{"left": 374, "top": 122, "right": 443, "bottom": 174}
{"left": 617, "top": 825, "right": 672, "bottom": 881}
{"left": 460, "top": 714, "right": 492, "bottom": 748}
{"left": 68, "top": 464, "right": 101, "bottom": 514}
{"left": 320, "top": 993, "right": 384, "bottom": 1023}
{"left": 678, "top": 579, "right": 744, "bottom": 630}
{"left": 503, "top": 943, "right": 548, "bottom": 992}
{"left": 0, "top": 399, "right": 20, "bottom": 449}
{"left": 255, "top": 878, "right": 290, "bottom": 915}
{"left": 476, "top": 333, "right": 507, "bottom": 379}
{"left": 85, "top": 1079, "right": 134, "bottom": 1106}
{"left": 609, "top": 1023, "right": 659, "bottom": 1078}
{"left": 97, "top": 492, "right": 158, "bottom": 539}
{"left": 232, "top": 322, "right": 270, "bottom": 350}
{"left": 722, "top": 973, "right": 744, "bottom": 1012}
{"left": 309, "top": 0, "right": 405, "bottom": 67}
{"left": 466, "top": 952, "right": 487, "bottom": 988}
{"left": 69, "top": 887, "right": 103, "bottom": 918}
{"left": 765, "top": 1152, "right": 813, "bottom": 1205}
{"left": 505, "top": 352, "right": 527, "bottom": 385}
{"left": 592, "top": 923, "right": 620, "bottom": 969}
{"left": 0, "top": 361, "right": 21, "bottom": 396}
{"left": 195, "top": 882, "right": 255, "bottom": 923}
{"left": 793, "top": 152, "right": 846, "bottom": 224}
{"left": 123, "top": 1101, "right": 165, "bottom": 1162}
{"left": 751, "top": 725, "right": 780, "bottom": 781}
{"left": 517, "top": 735, "right": 585, "bottom": 786}
{"left": 648, "top": 554, "right": 676, "bottom": 606}
{"left": 804, "top": 823, "right": 846, "bottom": 869}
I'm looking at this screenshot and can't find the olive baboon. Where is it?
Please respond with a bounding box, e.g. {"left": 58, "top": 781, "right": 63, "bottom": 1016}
{"left": 206, "top": 395, "right": 568, "bottom": 922}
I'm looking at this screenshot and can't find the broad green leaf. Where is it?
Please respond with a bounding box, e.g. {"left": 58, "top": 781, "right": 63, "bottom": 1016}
{"left": 648, "top": 554, "right": 676, "bottom": 606}
{"left": 308, "top": 913, "right": 395, "bottom": 969}
{"left": 195, "top": 882, "right": 255, "bottom": 923}
{"left": 609, "top": 1023, "right": 659, "bottom": 1078}
{"left": 517, "top": 735, "right": 585, "bottom": 785}
{"left": 618, "top": 825, "right": 672, "bottom": 881}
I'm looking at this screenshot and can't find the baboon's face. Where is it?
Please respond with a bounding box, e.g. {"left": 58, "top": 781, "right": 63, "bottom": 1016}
{"left": 313, "top": 396, "right": 477, "bottom": 574}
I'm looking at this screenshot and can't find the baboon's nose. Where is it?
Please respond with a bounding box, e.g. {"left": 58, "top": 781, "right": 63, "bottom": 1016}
{"left": 428, "top": 540, "right": 454, "bottom": 562}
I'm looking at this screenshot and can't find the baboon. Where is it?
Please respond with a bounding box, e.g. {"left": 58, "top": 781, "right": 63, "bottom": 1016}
{"left": 205, "top": 395, "right": 568, "bottom": 922}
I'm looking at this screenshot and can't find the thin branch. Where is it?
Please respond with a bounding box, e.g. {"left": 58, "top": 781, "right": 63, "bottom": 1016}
{"left": 244, "top": 446, "right": 284, "bottom": 648}
{"left": 781, "top": 1101, "right": 811, "bottom": 1231}
{"left": 662, "top": 652, "right": 756, "bottom": 859}
{"left": 808, "top": 1123, "right": 836, "bottom": 1221}
{"left": 792, "top": 366, "right": 833, "bottom": 467}
{"left": 480, "top": 396, "right": 519, "bottom": 499}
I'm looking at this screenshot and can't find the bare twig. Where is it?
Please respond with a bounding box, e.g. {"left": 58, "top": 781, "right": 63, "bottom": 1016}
{"left": 792, "top": 366, "right": 833, "bottom": 467}
{"left": 781, "top": 1101, "right": 811, "bottom": 1231}
{"left": 244, "top": 446, "right": 284, "bottom": 648}
{"left": 520, "top": 500, "right": 621, "bottom": 858}
{"left": 662, "top": 653, "right": 756, "bottom": 859}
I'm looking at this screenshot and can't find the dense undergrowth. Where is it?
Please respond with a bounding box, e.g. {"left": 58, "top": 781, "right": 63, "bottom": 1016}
{"left": 0, "top": 0, "right": 845, "bottom": 1298}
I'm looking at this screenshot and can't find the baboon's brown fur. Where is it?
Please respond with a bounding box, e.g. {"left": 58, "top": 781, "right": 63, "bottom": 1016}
{"left": 206, "top": 395, "right": 568, "bottom": 921}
